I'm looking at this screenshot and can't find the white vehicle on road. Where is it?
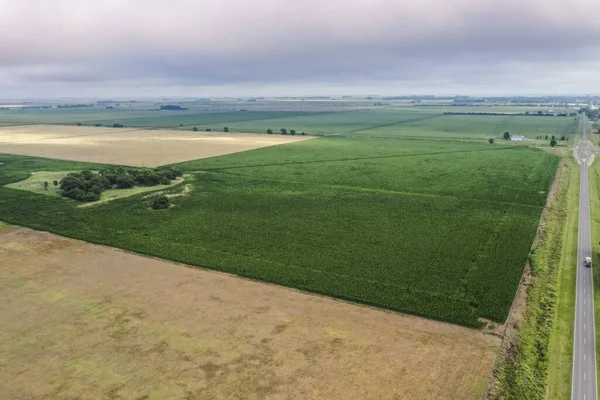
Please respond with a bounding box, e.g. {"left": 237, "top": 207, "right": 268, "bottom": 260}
{"left": 584, "top": 256, "right": 592, "bottom": 268}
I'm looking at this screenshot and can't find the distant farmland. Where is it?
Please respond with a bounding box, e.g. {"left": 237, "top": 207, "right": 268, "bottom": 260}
{"left": 0, "top": 135, "right": 559, "bottom": 327}
{"left": 0, "top": 105, "right": 576, "bottom": 141}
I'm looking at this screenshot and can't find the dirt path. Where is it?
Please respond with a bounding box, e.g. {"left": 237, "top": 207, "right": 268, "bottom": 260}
{"left": 0, "top": 226, "right": 498, "bottom": 400}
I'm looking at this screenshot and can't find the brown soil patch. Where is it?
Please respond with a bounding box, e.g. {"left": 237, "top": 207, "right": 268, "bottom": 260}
{"left": 0, "top": 125, "right": 312, "bottom": 167}
{"left": 0, "top": 226, "right": 498, "bottom": 400}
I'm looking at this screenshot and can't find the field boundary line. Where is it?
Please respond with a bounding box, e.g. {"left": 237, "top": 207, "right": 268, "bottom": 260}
{"left": 204, "top": 146, "right": 522, "bottom": 172}
{"left": 350, "top": 113, "right": 444, "bottom": 133}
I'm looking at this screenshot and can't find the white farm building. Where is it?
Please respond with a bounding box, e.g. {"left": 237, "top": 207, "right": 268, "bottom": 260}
{"left": 511, "top": 135, "right": 525, "bottom": 141}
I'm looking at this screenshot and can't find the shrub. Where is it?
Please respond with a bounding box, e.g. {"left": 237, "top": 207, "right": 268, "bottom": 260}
{"left": 53, "top": 180, "right": 58, "bottom": 186}
{"left": 64, "top": 187, "right": 85, "bottom": 201}
{"left": 81, "top": 170, "right": 94, "bottom": 180}
{"left": 116, "top": 175, "right": 135, "bottom": 189}
{"left": 192, "top": 127, "right": 198, "bottom": 132}
{"left": 206, "top": 128, "right": 211, "bottom": 132}
{"left": 267, "top": 129, "right": 273, "bottom": 134}
{"left": 136, "top": 169, "right": 161, "bottom": 186}
{"left": 151, "top": 196, "right": 170, "bottom": 210}
{"left": 83, "top": 192, "right": 100, "bottom": 202}
{"left": 60, "top": 175, "right": 82, "bottom": 191}
{"left": 224, "top": 127, "right": 229, "bottom": 132}
{"left": 89, "top": 185, "right": 103, "bottom": 195}
{"left": 488, "top": 138, "right": 494, "bottom": 144}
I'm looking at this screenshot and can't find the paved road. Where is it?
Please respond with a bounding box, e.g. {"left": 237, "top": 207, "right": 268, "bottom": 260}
{"left": 573, "top": 114, "right": 598, "bottom": 400}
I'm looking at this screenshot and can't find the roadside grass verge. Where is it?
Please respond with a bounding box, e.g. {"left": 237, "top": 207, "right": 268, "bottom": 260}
{"left": 546, "top": 158, "right": 579, "bottom": 399}
{"left": 588, "top": 159, "right": 600, "bottom": 389}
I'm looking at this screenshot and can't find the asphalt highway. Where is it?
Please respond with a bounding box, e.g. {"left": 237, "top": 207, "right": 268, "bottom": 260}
{"left": 572, "top": 114, "right": 597, "bottom": 400}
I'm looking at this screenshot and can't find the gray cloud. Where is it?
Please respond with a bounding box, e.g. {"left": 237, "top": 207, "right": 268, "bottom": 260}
{"left": 1, "top": 0, "right": 600, "bottom": 97}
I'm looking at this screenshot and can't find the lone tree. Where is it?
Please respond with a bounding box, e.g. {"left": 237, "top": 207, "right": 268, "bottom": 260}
{"left": 192, "top": 127, "right": 198, "bottom": 132}
{"left": 151, "top": 195, "right": 170, "bottom": 210}
{"left": 280, "top": 128, "right": 287, "bottom": 135}
{"left": 223, "top": 127, "right": 229, "bottom": 132}
{"left": 266, "top": 129, "right": 273, "bottom": 134}
{"left": 76, "top": 122, "right": 82, "bottom": 126}
{"left": 290, "top": 129, "right": 296, "bottom": 135}
{"left": 550, "top": 137, "right": 557, "bottom": 147}
{"left": 53, "top": 180, "right": 58, "bottom": 186}
{"left": 488, "top": 138, "right": 494, "bottom": 144}
{"left": 43, "top": 181, "right": 49, "bottom": 190}
{"left": 503, "top": 132, "right": 511, "bottom": 140}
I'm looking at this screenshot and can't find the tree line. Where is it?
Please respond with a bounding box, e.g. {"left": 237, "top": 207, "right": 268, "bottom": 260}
{"left": 266, "top": 128, "right": 305, "bottom": 135}
{"left": 444, "top": 111, "right": 577, "bottom": 117}
{"left": 188, "top": 127, "right": 307, "bottom": 135}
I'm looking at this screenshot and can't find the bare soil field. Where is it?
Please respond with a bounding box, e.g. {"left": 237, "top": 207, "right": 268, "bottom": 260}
{"left": 0, "top": 125, "right": 311, "bottom": 167}
{"left": 0, "top": 226, "right": 498, "bottom": 400}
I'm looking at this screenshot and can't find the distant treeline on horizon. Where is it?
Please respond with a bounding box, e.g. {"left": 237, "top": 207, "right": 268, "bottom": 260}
{"left": 443, "top": 111, "right": 578, "bottom": 117}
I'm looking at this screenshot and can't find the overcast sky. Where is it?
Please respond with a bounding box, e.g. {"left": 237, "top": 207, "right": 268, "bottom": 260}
{"left": 1, "top": 0, "right": 600, "bottom": 98}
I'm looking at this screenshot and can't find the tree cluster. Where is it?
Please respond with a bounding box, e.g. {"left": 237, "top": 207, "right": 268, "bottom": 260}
{"left": 59, "top": 167, "right": 182, "bottom": 202}
{"left": 266, "top": 128, "right": 306, "bottom": 136}
{"left": 534, "top": 135, "right": 566, "bottom": 141}
{"left": 582, "top": 107, "right": 600, "bottom": 120}
{"left": 444, "top": 111, "right": 576, "bottom": 117}
{"left": 57, "top": 104, "right": 94, "bottom": 108}
{"left": 160, "top": 105, "right": 187, "bottom": 110}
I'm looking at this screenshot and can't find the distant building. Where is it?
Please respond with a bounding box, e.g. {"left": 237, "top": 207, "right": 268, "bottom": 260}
{"left": 511, "top": 135, "right": 525, "bottom": 141}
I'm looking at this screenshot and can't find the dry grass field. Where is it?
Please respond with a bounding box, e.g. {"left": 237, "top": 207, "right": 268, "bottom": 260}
{"left": 0, "top": 225, "right": 498, "bottom": 400}
{"left": 0, "top": 125, "right": 311, "bottom": 167}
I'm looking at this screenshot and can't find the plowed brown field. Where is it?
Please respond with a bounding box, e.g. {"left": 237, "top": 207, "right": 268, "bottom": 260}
{"left": 0, "top": 125, "right": 311, "bottom": 166}
{"left": 0, "top": 225, "right": 498, "bottom": 399}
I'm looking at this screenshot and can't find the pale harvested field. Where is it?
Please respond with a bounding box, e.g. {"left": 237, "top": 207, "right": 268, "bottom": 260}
{"left": 0, "top": 125, "right": 311, "bottom": 167}
{"left": 0, "top": 225, "right": 498, "bottom": 400}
